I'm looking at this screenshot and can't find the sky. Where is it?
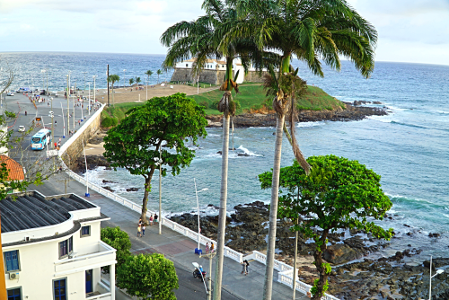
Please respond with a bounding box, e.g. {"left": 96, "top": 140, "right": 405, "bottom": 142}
{"left": 0, "top": 0, "right": 448, "bottom": 65}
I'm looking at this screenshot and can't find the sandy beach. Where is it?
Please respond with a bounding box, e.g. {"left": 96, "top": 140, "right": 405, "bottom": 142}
{"left": 56, "top": 83, "right": 218, "bottom": 105}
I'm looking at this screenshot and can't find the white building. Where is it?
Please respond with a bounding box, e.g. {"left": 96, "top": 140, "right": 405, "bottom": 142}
{"left": 1, "top": 191, "right": 116, "bottom": 300}
{"left": 174, "top": 58, "right": 246, "bottom": 84}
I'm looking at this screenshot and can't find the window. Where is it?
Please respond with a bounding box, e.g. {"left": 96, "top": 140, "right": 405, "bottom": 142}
{"left": 4, "top": 250, "right": 20, "bottom": 272}
{"left": 53, "top": 279, "right": 66, "bottom": 300}
{"left": 81, "top": 225, "right": 90, "bottom": 237}
{"left": 59, "top": 236, "right": 73, "bottom": 258}
{"left": 7, "top": 288, "right": 21, "bottom": 300}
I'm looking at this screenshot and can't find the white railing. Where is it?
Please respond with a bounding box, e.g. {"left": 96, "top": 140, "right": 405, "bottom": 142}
{"left": 58, "top": 108, "right": 339, "bottom": 300}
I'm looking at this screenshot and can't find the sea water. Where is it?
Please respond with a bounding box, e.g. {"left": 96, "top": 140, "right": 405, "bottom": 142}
{"left": 2, "top": 52, "right": 448, "bottom": 257}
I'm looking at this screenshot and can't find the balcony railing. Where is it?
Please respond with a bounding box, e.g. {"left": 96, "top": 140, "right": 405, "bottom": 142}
{"left": 54, "top": 241, "right": 116, "bottom": 275}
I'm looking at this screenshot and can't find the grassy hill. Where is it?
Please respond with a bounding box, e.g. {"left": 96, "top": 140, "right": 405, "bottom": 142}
{"left": 190, "top": 84, "right": 345, "bottom": 115}
{"left": 100, "top": 84, "right": 344, "bottom": 127}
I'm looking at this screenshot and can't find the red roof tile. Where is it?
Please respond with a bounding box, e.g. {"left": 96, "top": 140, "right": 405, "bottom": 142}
{"left": 0, "top": 155, "right": 25, "bottom": 181}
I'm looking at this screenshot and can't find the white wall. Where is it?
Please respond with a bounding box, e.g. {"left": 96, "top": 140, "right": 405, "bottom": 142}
{"left": 3, "top": 219, "right": 114, "bottom": 299}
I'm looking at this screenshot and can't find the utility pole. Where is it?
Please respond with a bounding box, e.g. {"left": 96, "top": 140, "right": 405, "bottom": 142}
{"left": 107, "top": 65, "right": 110, "bottom": 107}
{"left": 67, "top": 72, "right": 70, "bottom": 136}
{"left": 82, "top": 71, "right": 87, "bottom": 92}
{"left": 73, "top": 81, "right": 76, "bottom": 130}
{"left": 199, "top": 252, "right": 216, "bottom": 300}
{"left": 93, "top": 75, "right": 97, "bottom": 111}
{"left": 88, "top": 83, "right": 91, "bottom": 115}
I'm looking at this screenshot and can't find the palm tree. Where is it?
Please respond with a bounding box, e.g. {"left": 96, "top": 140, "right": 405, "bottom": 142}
{"left": 161, "top": 2, "right": 269, "bottom": 298}
{"left": 107, "top": 74, "right": 120, "bottom": 106}
{"left": 129, "top": 78, "right": 134, "bottom": 86}
{"left": 156, "top": 69, "right": 162, "bottom": 84}
{"left": 231, "top": 1, "right": 377, "bottom": 299}
{"left": 135, "top": 76, "right": 141, "bottom": 87}
{"left": 145, "top": 70, "right": 153, "bottom": 100}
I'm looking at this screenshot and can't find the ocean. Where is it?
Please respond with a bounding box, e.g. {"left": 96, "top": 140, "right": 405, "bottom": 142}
{"left": 2, "top": 52, "right": 448, "bottom": 259}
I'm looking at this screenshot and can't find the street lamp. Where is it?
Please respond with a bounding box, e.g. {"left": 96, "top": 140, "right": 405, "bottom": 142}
{"left": 428, "top": 255, "right": 444, "bottom": 300}
{"left": 123, "top": 69, "right": 126, "bottom": 89}
{"left": 82, "top": 71, "right": 87, "bottom": 92}
{"left": 194, "top": 179, "right": 208, "bottom": 255}
{"left": 199, "top": 251, "right": 216, "bottom": 300}
{"left": 92, "top": 75, "right": 97, "bottom": 112}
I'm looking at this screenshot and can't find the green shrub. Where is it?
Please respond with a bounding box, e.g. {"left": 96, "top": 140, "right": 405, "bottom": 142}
{"left": 199, "top": 101, "right": 209, "bottom": 109}
{"left": 101, "top": 117, "right": 118, "bottom": 128}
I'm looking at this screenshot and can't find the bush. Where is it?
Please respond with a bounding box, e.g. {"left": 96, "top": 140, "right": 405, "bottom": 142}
{"left": 101, "top": 227, "right": 132, "bottom": 273}
{"left": 101, "top": 117, "right": 118, "bottom": 128}
{"left": 117, "top": 253, "right": 179, "bottom": 300}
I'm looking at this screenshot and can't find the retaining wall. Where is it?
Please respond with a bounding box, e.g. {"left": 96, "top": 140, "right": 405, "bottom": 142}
{"left": 59, "top": 106, "right": 104, "bottom": 167}
{"left": 171, "top": 68, "right": 266, "bottom": 85}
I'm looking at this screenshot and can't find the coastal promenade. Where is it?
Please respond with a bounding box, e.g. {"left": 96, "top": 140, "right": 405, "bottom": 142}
{"left": 32, "top": 173, "right": 309, "bottom": 300}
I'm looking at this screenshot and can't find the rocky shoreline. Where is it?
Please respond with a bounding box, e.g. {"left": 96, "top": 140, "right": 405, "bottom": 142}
{"left": 207, "top": 101, "right": 388, "bottom": 127}
{"left": 169, "top": 201, "right": 449, "bottom": 300}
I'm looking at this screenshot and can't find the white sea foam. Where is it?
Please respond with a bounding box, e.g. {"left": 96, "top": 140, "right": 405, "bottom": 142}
{"left": 237, "top": 145, "right": 262, "bottom": 157}
{"left": 297, "top": 121, "right": 325, "bottom": 128}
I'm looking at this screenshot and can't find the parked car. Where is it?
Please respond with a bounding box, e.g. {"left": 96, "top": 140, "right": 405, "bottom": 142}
{"left": 7, "top": 92, "right": 14, "bottom": 96}
{"left": 18, "top": 126, "right": 25, "bottom": 132}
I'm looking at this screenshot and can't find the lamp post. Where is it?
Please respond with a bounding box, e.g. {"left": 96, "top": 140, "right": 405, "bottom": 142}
{"left": 123, "top": 69, "right": 126, "bottom": 89}
{"left": 428, "top": 255, "right": 444, "bottom": 300}
{"left": 82, "top": 71, "right": 87, "bottom": 92}
{"left": 67, "top": 71, "right": 71, "bottom": 136}
{"left": 41, "top": 69, "right": 45, "bottom": 92}
{"left": 159, "top": 147, "right": 162, "bottom": 235}
{"left": 88, "top": 83, "right": 91, "bottom": 115}
{"left": 194, "top": 179, "right": 208, "bottom": 255}
{"left": 83, "top": 141, "right": 90, "bottom": 197}
{"left": 199, "top": 252, "right": 216, "bottom": 300}
{"left": 93, "top": 75, "right": 97, "bottom": 112}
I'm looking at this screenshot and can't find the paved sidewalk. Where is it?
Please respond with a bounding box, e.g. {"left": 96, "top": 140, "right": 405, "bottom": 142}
{"left": 33, "top": 173, "right": 309, "bottom": 300}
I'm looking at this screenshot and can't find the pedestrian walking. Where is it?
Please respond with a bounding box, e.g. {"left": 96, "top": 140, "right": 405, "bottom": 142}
{"left": 25, "top": 111, "right": 27, "bottom": 116}
{"left": 137, "top": 224, "right": 142, "bottom": 237}
{"left": 142, "top": 224, "right": 146, "bottom": 236}
{"left": 244, "top": 260, "right": 250, "bottom": 275}
{"left": 210, "top": 242, "right": 215, "bottom": 253}
{"left": 149, "top": 215, "right": 154, "bottom": 226}
{"left": 205, "top": 242, "right": 210, "bottom": 254}
{"left": 154, "top": 214, "right": 158, "bottom": 223}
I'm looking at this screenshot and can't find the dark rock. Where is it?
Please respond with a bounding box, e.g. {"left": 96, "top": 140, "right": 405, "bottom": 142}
{"left": 103, "top": 186, "right": 114, "bottom": 192}
{"left": 323, "top": 244, "right": 363, "bottom": 264}
{"left": 126, "top": 188, "right": 139, "bottom": 192}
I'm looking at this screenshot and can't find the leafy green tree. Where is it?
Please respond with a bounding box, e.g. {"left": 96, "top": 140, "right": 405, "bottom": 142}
{"left": 156, "top": 69, "right": 162, "bottom": 84}
{"left": 136, "top": 76, "right": 141, "bottom": 86}
{"left": 129, "top": 78, "right": 134, "bottom": 86}
{"left": 259, "top": 155, "right": 393, "bottom": 299}
{"left": 101, "top": 227, "right": 132, "bottom": 273}
{"left": 117, "top": 253, "right": 178, "bottom": 300}
{"left": 107, "top": 74, "right": 120, "bottom": 106}
{"left": 103, "top": 93, "right": 207, "bottom": 223}
{"left": 232, "top": 1, "right": 378, "bottom": 297}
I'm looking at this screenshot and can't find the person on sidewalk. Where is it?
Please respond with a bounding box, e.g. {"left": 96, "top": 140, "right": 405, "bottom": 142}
{"left": 137, "top": 224, "right": 142, "bottom": 237}
{"left": 149, "top": 215, "right": 154, "bottom": 226}
{"left": 205, "top": 242, "right": 210, "bottom": 254}
{"left": 142, "top": 224, "right": 146, "bottom": 236}
{"left": 210, "top": 242, "right": 215, "bottom": 253}
{"left": 244, "top": 260, "right": 250, "bottom": 275}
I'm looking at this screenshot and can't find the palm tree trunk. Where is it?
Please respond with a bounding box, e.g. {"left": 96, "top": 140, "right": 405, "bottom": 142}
{"left": 214, "top": 58, "right": 234, "bottom": 300}
{"left": 0, "top": 213, "right": 6, "bottom": 299}
{"left": 264, "top": 54, "right": 290, "bottom": 300}
{"left": 263, "top": 114, "right": 285, "bottom": 300}
{"left": 213, "top": 112, "right": 230, "bottom": 300}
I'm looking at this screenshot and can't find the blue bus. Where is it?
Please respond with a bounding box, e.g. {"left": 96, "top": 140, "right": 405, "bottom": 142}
{"left": 31, "top": 129, "right": 51, "bottom": 150}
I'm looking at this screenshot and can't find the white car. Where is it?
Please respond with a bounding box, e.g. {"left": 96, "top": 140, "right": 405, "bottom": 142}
{"left": 7, "top": 92, "right": 14, "bottom": 96}
{"left": 18, "top": 126, "right": 25, "bottom": 132}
